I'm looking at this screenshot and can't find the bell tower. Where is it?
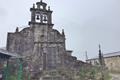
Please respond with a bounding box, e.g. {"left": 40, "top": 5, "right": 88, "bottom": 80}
{"left": 29, "top": 0, "right": 53, "bottom": 26}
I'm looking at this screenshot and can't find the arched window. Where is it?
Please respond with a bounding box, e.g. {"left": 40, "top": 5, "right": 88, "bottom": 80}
{"left": 42, "top": 15, "right": 48, "bottom": 23}
{"left": 35, "top": 14, "right": 40, "bottom": 23}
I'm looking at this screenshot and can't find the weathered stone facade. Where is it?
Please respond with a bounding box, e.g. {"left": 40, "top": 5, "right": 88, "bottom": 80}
{"left": 6, "top": 0, "right": 86, "bottom": 80}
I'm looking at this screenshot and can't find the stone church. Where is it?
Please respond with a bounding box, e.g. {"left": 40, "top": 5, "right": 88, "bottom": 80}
{"left": 6, "top": 0, "right": 87, "bottom": 80}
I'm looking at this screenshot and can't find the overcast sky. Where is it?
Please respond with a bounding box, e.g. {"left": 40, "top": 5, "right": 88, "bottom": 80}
{"left": 0, "top": 0, "right": 120, "bottom": 61}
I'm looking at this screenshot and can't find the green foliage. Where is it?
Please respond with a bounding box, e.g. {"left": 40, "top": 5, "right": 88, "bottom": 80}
{"left": 78, "top": 65, "right": 112, "bottom": 80}
{"left": 8, "top": 75, "right": 17, "bottom": 80}
{"left": 78, "top": 66, "right": 96, "bottom": 80}
{"left": 3, "top": 59, "right": 24, "bottom": 80}
{"left": 103, "top": 71, "right": 112, "bottom": 80}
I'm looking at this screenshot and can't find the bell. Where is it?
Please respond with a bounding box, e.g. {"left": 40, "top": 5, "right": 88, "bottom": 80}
{"left": 36, "top": 15, "right": 40, "bottom": 20}
{"left": 43, "top": 16, "right": 47, "bottom": 21}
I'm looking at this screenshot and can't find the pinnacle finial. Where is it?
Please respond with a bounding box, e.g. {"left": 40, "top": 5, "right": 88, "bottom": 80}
{"left": 33, "top": 4, "right": 35, "bottom": 8}
{"left": 62, "top": 29, "right": 65, "bottom": 36}
{"left": 99, "top": 44, "right": 102, "bottom": 54}
{"left": 99, "top": 44, "right": 101, "bottom": 50}
{"left": 48, "top": 6, "right": 50, "bottom": 10}
{"left": 40, "top": 0, "right": 42, "bottom": 2}
{"left": 85, "top": 51, "right": 88, "bottom": 61}
{"left": 16, "top": 27, "right": 19, "bottom": 32}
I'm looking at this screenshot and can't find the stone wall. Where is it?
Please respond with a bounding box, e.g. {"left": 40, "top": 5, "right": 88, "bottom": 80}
{"left": 104, "top": 56, "right": 120, "bottom": 72}
{"left": 87, "top": 56, "right": 120, "bottom": 73}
